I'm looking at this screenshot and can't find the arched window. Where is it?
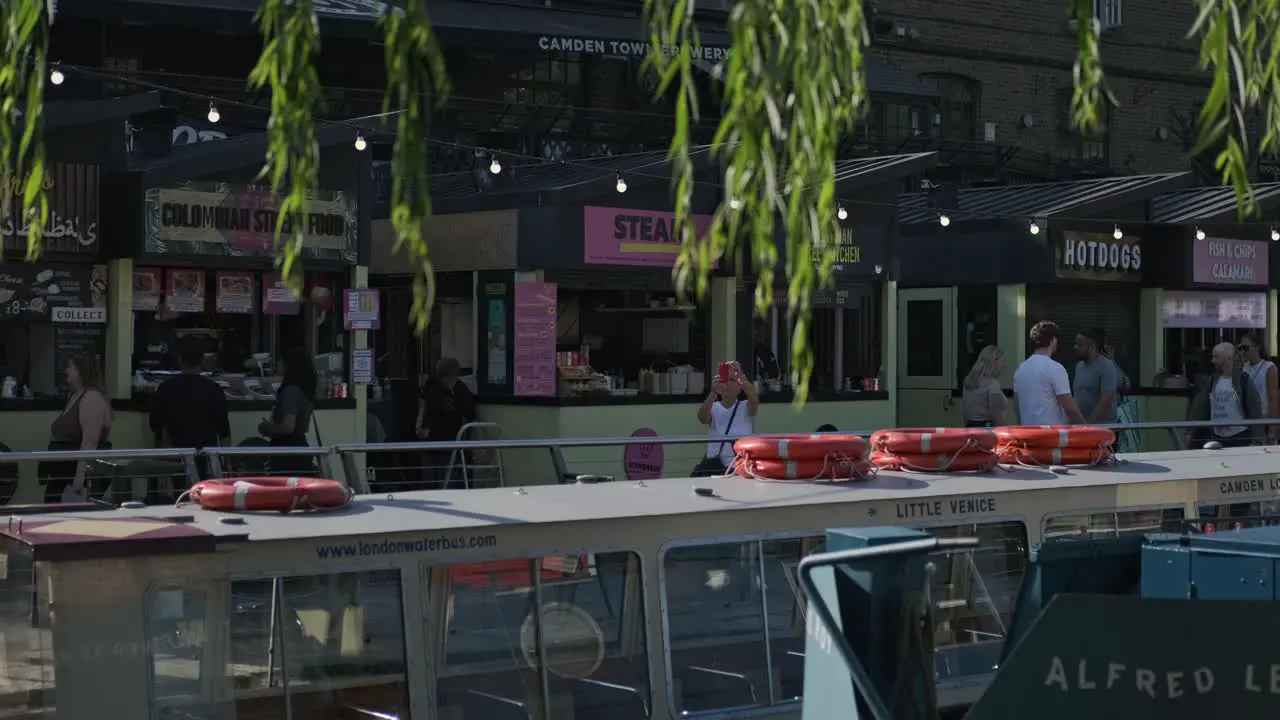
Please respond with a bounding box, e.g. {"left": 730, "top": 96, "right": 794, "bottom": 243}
{"left": 921, "top": 73, "right": 981, "bottom": 141}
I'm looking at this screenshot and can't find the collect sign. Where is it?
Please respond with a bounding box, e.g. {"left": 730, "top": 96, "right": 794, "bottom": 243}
{"left": 0, "top": 264, "right": 107, "bottom": 323}
{"left": 1193, "top": 237, "right": 1268, "bottom": 285}
{"left": 143, "top": 183, "right": 357, "bottom": 261}
{"left": 623, "top": 428, "right": 664, "bottom": 481}
{"left": 1056, "top": 231, "right": 1142, "bottom": 281}
{"left": 583, "top": 207, "right": 713, "bottom": 267}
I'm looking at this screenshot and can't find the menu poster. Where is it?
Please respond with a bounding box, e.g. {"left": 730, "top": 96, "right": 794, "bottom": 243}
{"left": 215, "top": 272, "right": 255, "bottom": 314}
{"left": 133, "top": 268, "right": 162, "bottom": 311}
{"left": 54, "top": 325, "right": 105, "bottom": 388}
{"left": 513, "top": 282, "right": 557, "bottom": 397}
{"left": 351, "top": 348, "right": 374, "bottom": 384}
{"left": 262, "top": 272, "right": 300, "bottom": 316}
{"left": 166, "top": 269, "right": 206, "bottom": 313}
{"left": 343, "top": 288, "right": 381, "bottom": 330}
{"left": 0, "top": 264, "right": 108, "bottom": 323}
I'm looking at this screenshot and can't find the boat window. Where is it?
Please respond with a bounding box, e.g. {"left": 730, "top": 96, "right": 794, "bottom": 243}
{"left": 0, "top": 552, "right": 54, "bottom": 717}
{"left": 1192, "top": 501, "right": 1280, "bottom": 531}
{"left": 436, "top": 552, "right": 648, "bottom": 720}
{"left": 225, "top": 570, "right": 407, "bottom": 720}
{"left": 148, "top": 586, "right": 210, "bottom": 711}
{"left": 1042, "top": 508, "right": 1185, "bottom": 542}
{"left": 663, "top": 538, "right": 823, "bottom": 715}
{"left": 926, "top": 522, "right": 1028, "bottom": 687}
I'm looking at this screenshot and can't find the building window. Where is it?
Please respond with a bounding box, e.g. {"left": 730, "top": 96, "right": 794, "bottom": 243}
{"left": 868, "top": 100, "right": 929, "bottom": 141}
{"left": 1056, "top": 88, "right": 1109, "bottom": 164}
{"left": 921, "top": 73, "right": 980, "bottom": 142}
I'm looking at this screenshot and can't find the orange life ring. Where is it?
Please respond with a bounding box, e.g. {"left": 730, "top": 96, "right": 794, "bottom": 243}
{"left": 870, "top": 428, "right": 997, "bottom": 454}
{"left": 994, "top": 425, "right": 1116, "bottom": 449}
{"left": 998, "top": 446, "right": 1114, "bottom": 466}
{"left": 870, "top": 450, "right": 999, "bottom": 473}
{"left": 733, "top": 434, "right": 868, "bottom": 461}
{"left": 189, "top": 477, "right": 351, "bottom": 513}
{"left": 735, "top": 456, "right": 872, "bottom": 481}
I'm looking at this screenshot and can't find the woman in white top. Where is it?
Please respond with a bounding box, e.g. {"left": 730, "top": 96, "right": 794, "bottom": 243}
{"left": 961, "top": 345, "right": 1006, "bottom": 427}
{"left": 1239, "top": 333, "right": 1279, "bottom": 443}
{"left": 693, "top": 361, "right": 759, "bottom": 476}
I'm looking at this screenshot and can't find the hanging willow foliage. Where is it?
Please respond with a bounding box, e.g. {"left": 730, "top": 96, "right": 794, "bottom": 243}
{"left": 2, "top": 1, "right": 1273, "bottom": 405}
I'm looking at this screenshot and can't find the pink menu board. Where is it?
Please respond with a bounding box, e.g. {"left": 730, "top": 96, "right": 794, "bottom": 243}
{"left": 513, "top": 282, "right": 557, "bottom": 397}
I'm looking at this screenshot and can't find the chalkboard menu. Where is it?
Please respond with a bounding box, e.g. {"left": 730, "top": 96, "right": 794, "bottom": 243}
{"left": 0, "top": 264, "right": 107, "bottom": 323}
{"left": 54, "top": 325, "right": 105, "bottom": 383}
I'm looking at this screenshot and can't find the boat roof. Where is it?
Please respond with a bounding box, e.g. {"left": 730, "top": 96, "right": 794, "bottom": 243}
{"left": 3, "top": 446, "right": 1278, "bottom": 559}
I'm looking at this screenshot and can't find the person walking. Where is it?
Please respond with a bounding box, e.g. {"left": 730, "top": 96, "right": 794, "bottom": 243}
{"left": 693, "top": 361, "right": 758, "bottom": 476}
{"left": 1013, "top": 321, "right": 1084, "bottom": 426}
{"left": 1239, "top": 333, "right": 1279, "bottom": 443}
{"left": 416, "top": 357, "right": 477, "bottom": 488}
{"left": 1187, "top": 341, "right": 1263, "bottom": 447}
{"left": 961, "top": 345, "right": 1006, "bottom": 427}
{"left": 1072, "top": 328, "right": 1119, "bottom": 425}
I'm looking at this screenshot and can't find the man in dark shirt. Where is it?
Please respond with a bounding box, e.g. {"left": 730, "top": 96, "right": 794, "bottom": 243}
{"left": 150, "top": 339, "right": 231, "bottom": 455}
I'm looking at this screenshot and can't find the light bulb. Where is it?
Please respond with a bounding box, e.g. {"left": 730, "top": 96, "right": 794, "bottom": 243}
{"left": 207, "top": 103, "right": 221, "bottom": 124}
{"left": 1029, "top": 221, "right": 1040, "bottom": 235}
{"left": 837, "top": 205, "right": 848, "bottom": 221}
{"left": 1195, "top": 227, "right": 1205, "bottom": 240}
{"left": 49, "top": 68, "right": 64, "bottom": 86}
{"left": 1112, "top": 226, "right": 1123, "bottom": 240}
{"left": 488, "top": 156, "right": 502, "bottom": 174}
{"left": 729, "top": 198, "right": 742, "bottom": 210}
{"left": 1271, "top": 227, "right": 1278, "bottom": 242}
{"left": 939, "top": 214, "right": 951, "bottom": 227}
{"left": 615, "top": 176, "right": 627, "bottom": 193}
{"left": 354, "top": 134, "right": 367, "bottom": 151}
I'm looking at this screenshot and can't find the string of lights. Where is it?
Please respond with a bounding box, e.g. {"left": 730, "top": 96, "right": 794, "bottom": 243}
{"left": 48, "top": 63, "right": 1280, "bottom": 240}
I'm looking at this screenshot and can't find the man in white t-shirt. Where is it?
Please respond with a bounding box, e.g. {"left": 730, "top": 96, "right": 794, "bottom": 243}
{"left": 1013, "top": 320, "right": 1085, "bottom": 425}
{"left": 694, "top": 361, "right": 759, "bottom": 475}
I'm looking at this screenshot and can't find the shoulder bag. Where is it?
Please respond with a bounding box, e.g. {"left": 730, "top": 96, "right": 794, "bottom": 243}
{"left": 691, "top": 400, "right": 740, "bottom": 477}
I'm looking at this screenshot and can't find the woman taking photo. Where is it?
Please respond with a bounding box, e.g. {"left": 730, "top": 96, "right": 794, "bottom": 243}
{"left": 961, "top": 345, "right": 1006, "bottom": 428}
{"left": 258, "top": 347, "right": 317, "bottom": 475}
{"left": 41, "top": 355, "right": 112, "bottom": 503}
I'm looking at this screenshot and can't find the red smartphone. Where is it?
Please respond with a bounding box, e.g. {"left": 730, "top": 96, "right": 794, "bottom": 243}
{"left": 717, "top": 362, "right": 733, "bottom": 384}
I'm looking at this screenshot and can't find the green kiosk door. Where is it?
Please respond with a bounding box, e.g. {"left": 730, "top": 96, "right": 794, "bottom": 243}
{"left": 896, "top": 288, "right": 961, "bottom": 428}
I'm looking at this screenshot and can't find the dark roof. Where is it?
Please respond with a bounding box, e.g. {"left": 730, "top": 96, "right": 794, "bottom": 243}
{"left": 43, "top": 92, "right": 164, "bottom": 130}
{"left": 1149, "top": 183, "right": 1280, "bottom": 223}
{"left": 835, "top": 152, "right": 937, "bottom": 194}
{"left": 129, "top": 124, "right": 356, "bottom": 185}
{"left": 427, "top": 146, "right": 717, "bottom": 212}
{"left": 897, "top": 172, "right": 1193, "bottom": 224}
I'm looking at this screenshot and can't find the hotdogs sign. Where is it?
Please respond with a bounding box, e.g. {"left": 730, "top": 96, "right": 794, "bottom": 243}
{"left": 1056, "top": 231, "right": 1142, "bottom": 282}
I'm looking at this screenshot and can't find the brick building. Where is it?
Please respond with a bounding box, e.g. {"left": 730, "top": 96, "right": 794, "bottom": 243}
{"left": 862, "top": 0, "right": 1211, "bottom": 183}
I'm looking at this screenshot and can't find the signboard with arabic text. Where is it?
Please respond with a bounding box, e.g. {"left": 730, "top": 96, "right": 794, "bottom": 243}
{"left": 1, "top": 164, "right": 99, "bottom": 254}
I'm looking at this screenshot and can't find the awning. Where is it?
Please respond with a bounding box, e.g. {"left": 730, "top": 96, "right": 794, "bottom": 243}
{"left": 897, "top": 172, "right": 1194, "bottom": 225}
{"left": 129, "top": 124, "right": 357, "bottom": 185}
{"left": 44, "top": 92, "right": 164, "bottom": 130}
{"left": 835, "top": 152, "right": 938, "bottom": 195}
{"left": 1149, "top": 183, "right": 1280, "bottom": 223}
{"left": 427, "top": 145, "right": 718, "bottom": 213}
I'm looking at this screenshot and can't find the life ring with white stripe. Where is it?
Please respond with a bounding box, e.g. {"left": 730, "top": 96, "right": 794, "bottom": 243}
{"left": 189, "top": 477, "right": 352, "bottom": 513}
{"left": 734, "top": 457, "right": 873, "bottom": 482}
{"left": 733, "top": 434, "right": 868, "bottom": 461}
{"left": 869, "top": 450, "right": 999, "bottom": 473}
{"left": 997, "top": 446, "right": 1114, "bottom": 467}
{"left": 994, "top": 425, "right": 1116, "bottom": 449}
{"left": 870, "top": 428, "right": 997, "bottom": 454}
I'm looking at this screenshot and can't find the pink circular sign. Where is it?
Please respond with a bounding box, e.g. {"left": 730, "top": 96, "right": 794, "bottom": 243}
{"left": 624, "top": 428, "right": 664, "bottom": 481}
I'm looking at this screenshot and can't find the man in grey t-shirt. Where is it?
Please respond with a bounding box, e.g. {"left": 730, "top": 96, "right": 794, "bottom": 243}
{"left": 1073, "top": 328, "right": 1119, "bottom": 424}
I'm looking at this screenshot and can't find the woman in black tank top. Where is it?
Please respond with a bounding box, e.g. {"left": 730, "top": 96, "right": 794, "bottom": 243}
{"left": 40, "top": 355, "right": 112, "bottom": 503}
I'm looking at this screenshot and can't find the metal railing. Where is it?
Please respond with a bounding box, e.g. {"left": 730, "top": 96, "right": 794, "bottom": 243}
{"left": 0, "top": 418, "right": 1270, "bottom": 503}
